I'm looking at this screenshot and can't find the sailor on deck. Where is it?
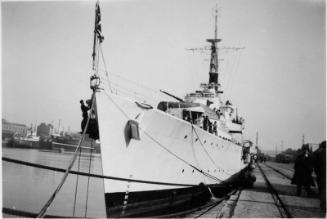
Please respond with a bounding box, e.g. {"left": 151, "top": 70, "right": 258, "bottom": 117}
{"left": 80, "top": 100, "right": 90, "bottom": 133}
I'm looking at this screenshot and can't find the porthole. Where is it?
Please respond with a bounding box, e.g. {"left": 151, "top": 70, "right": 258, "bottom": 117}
{"left": 184, "top": 135, "right": 187, "bottom": 139}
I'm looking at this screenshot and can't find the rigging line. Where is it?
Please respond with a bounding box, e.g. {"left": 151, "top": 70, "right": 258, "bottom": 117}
{"left": 190, "top": 124, "right": 200, "bottom": 169}
{"left": 228, "top": 49, "right": 243, "bottom": 94}
{"left": 190, "top": 124, "right": 206, "bottom": 184}
{"left": 109, "top": 88, "right": 153, "bottom": 105}
{"left": 115, "top": 88, "right": 158, "bottom": 105}
{"left": 225, "top": 49, "right": 240, "bottom": 92}
{"left": 99, "top": 44, "right": 113, "bottom": 93}
{"left": 84, "top": 142, "right": 94, "bottom": 218}
{"left": 224, "top": 52, "right": 235, "bottom": 95}
{"left": 2, "top": 157, "right": 196, "bottom": 187}
{"left": 106, "top": 72, "right": 162, "bottom": 95}
{"left": 225, "top": 51, "right": 238, "bottom": 95}
{"left": 192, "top": 126, "right": 232, "bottom": 177}
{"left": 143, "top": 130, "right": 221, "bottom": 183}
{"left": 36, "top": 92, "right": 96, "bottom": 218}
{"left": 96, "top": 43, "right": 101, "bottom": 76}
{"left": 72, "top": 147, "right": 82, "bottom": 217}
{"left": 103, "top": 90, "right": 221, "bottom": 183}
{"left": 227, "top": 50, "right": 242, "bottom": 94}
{"left": 191, "top": 124, "right": 209, "bottom": 184}
{"left": 189, "top": 123, "right": 208, "bottom": 186}
{"left": 99, "top": 44, "right": 108, "bottom": 76}
{"left": 109, "top": 81, "right": 158, "bottom": 102}
{"left": 192, "top": 126, "right": 219, "bottom": 169}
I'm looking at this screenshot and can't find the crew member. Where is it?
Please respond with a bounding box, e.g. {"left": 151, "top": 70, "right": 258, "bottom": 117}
{"left": 80, "top": 100, "right": 90, "bottom": 133}
{"left": 291, "top": 145, "right": 314, "bottom": 197}
{"left": 313, "top": 141, "right": 326, "bottom": 210}
{"left": 213, "top": 121, "right": 217, "bottom": 135}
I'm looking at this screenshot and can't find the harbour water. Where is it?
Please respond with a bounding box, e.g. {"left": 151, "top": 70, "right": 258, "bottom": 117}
{"left": 2, "top": 148, "right": 106, "bottom": 217}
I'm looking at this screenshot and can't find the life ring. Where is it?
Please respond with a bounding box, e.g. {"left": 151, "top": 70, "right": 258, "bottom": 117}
{"left": 135, "top": 101, "right": 153, "bottom": 109}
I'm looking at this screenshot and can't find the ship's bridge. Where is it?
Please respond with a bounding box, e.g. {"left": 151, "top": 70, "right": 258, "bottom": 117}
{"left": 184, "top": 83, "right": 222, "bottom": 109}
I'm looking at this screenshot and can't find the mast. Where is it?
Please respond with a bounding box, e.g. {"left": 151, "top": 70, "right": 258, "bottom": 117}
{"left": 90, "top": 1, "right": 104, "bottom": 91}
{"left": 207, "top": 5, "right": 221, "bottom": 92}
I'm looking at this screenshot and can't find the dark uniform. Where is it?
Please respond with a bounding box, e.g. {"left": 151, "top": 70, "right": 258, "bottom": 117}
{"left": 80, "top": 100, "right": 90, "bottom": 132}
{"left": 291, "top": 146, "right": 314, "bottom": 196}
{"left": 313, "top": 141, "right": 326, "bottom": 210}
{"left": 213, "top": 122, "right": 217, "bottom": 135}
{"left": 203, "top": 116, "right": 209, "bottom": 131}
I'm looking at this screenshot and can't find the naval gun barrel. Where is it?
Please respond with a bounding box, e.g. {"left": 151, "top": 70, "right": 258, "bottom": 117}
{"left": 160, "top": 90, "right": 185, "bottom": 102}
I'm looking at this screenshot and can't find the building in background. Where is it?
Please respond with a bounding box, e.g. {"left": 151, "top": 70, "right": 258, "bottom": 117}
{"left": 2, "top": 119, "right": 28, "bottom": 138}
{"left": 36, "top": 123, "right": 54, "bottom": 138}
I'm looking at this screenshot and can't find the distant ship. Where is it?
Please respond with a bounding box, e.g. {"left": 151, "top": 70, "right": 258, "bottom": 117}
{"left": 12, "top": 135, "right": 40, "bottom": 148}
{"left": 86, "top": 2, "right": 253, "bottom": 217}
{"left": 12, "top": 125, "right": 40, "bottom": 148}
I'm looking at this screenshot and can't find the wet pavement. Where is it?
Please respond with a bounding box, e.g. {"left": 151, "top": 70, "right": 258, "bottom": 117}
{"left": 193, "top": 161, "right": 326, "bottom": 218}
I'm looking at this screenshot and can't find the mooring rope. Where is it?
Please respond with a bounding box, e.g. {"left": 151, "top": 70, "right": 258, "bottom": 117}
{"left": 84, "top": 141, "right": 94, "bottom": 218}
{"left": 35, "top": 93, "right": 96, "bottom": 218}
{"left": 72, "top": 147, "right": 82, "bottom": 217}
{"left": 2, "top": 156, "right": 196, "bottom": 187}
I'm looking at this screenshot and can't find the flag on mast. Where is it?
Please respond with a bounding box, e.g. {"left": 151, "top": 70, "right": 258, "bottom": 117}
{"left": 95, "top": 2, "right": 104, "bottom": 43}
{"left": 92, "top": 2, "right": 104, "bottom": 70}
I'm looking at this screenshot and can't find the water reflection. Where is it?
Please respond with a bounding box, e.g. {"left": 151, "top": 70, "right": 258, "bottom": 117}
{"left": 2, "top": 148, "right": 106, "bottom": 218}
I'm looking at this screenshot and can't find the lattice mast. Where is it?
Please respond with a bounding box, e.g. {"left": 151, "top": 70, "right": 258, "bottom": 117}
{"left": 207, "top": 6, "right": 221, "bottom": 93}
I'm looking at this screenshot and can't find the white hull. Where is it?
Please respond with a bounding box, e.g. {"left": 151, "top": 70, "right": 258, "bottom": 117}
{"left": 96, "top": 90, "right": 247, "bottom": 194}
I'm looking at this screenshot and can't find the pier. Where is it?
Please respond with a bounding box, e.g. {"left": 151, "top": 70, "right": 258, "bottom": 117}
{"left": 183, "top": 161, "right": 325, "bottom": 218}
{"left": 2, "top": 149, "right": 326, "bottom": 218}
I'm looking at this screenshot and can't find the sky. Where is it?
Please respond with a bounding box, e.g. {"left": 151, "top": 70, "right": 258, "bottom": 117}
{"left": 1, "top": 0, "right": 326, "bottom": 151}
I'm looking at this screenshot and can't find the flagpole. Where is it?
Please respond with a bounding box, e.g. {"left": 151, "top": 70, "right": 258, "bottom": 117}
{"left": 92, "top": 2, "right": 99, "bottom": 71}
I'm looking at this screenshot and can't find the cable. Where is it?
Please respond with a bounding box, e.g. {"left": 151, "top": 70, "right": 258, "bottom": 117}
{"left": 192, "top": 125, "right": 232, "bottom": 177}
{"left": 36, "top": 93, "right": 96, "bottom": 218}
{"left": 2, "top": 157, "right": 196, "bottom": 187}
{"left": 72, "top": 147, "right": 82, "bottom": 217}
{"left": 107, "top": 72, "right": 160, "bottom": 94}
{"left": 99, "top": 44, "right": 113, "bottom": 93}
{"left": 109, "top": 81, "right": 158, "bottom": 103}
{"left": 103, "top": 91, "right": 222, "bottom": 183}
{"left": 84, "top": 143, "right": 94, "bottom": 218}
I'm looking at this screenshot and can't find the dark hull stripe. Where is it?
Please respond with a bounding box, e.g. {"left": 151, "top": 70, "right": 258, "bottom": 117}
{"left": 105, "top": 167, "right": 247, "bottom": 217}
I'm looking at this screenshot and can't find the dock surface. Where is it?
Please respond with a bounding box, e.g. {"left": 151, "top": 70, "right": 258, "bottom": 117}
{"left": 186, "top": 161, "right": 326, "bottom": 218}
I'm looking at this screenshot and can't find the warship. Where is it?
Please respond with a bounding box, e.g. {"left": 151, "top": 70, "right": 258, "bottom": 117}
{"left": 87, "top": 2, "right": 252, "bottom": 217}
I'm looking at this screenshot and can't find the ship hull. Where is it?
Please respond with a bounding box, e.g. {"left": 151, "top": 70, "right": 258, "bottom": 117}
{"left": 12, "top": 139, "right": 39, "bottom": 149}
{"left": 95, "top": 90, "right": 248, "bottom": 217}
{"left": 104, "top": 169, "right": 248, "bottom": 217}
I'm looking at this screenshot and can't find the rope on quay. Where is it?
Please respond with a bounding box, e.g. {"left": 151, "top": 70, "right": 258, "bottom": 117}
{"left": 2, "top": 156, "right": 197, "bottom": 187}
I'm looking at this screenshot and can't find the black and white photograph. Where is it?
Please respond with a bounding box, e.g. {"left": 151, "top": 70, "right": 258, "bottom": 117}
{"left": 1, "top": 0, "right": 326, "bottom": 217}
